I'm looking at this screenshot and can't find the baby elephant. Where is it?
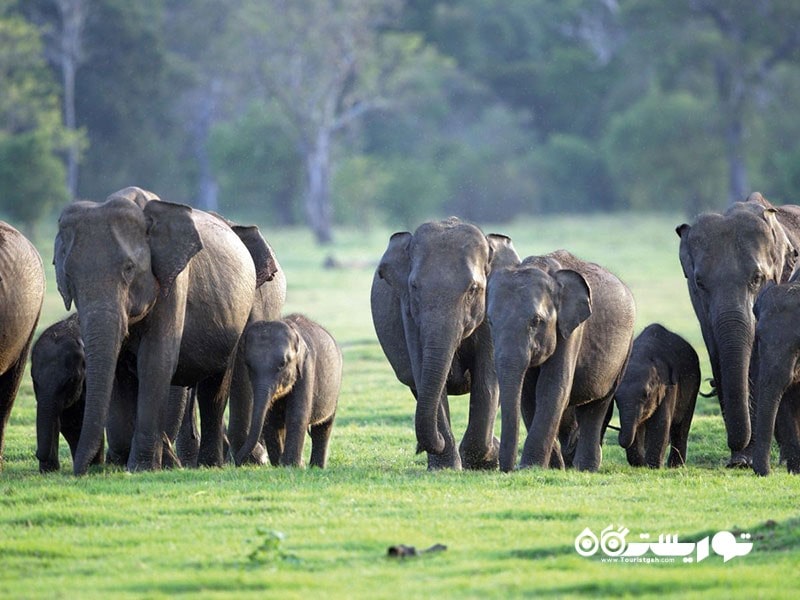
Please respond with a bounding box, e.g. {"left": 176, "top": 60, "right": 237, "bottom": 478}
{"left": 31, "top": 314, "right": 101, "bottom": 473}
{"left": 235, "top": 314, "right": 342, "bottom": 468}
{"left": 615, "top": 324, "right": 700, "bottom": 468}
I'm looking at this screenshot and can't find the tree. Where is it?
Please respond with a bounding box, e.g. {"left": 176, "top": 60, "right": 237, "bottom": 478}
{"left": 233, "top": 0, "right": 403, "bottom": 243}
{"left": 0, "top": 8, "right": 69, "bottom": 233}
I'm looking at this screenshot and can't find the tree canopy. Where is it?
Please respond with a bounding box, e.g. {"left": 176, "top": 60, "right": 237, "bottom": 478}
{"left": 4, "top": 0, "right": 800, "bottom": 239}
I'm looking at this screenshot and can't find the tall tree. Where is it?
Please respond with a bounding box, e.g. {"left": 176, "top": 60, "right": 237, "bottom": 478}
{"left": 234, "top": 0, "right": 401, "bottom": 243}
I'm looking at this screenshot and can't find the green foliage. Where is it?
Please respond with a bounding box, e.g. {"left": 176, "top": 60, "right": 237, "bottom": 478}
{"left": 0, "top": 10, "right": 70, "bottom": 230}
{"left": 0, "top": 129, "right": 68, "bottom": 228}
{"left": 604, "top": 88, "right": 727, "bottom": 213}
{"left": 210, "top": 102, "right": 303, "bottom": 224}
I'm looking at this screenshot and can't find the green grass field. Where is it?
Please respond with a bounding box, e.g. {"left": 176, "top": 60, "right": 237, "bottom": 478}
{"left": 2, "top": 213, "right": 800, "bottom": 599}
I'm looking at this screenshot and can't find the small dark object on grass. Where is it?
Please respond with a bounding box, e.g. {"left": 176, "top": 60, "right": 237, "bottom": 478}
{"left": 387, "top": 543, "right": 447, "bottom": 558}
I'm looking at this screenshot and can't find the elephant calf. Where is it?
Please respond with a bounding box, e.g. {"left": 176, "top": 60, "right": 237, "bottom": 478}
{"left": 235, "top": 314, "right": 342, "bottom": 468}
{"left": 751, "top": 281, "right": 800, "bottom": 475}
{"left": 614, "top": 323, "right": 700, "bottom": 468}
{"left": 487, "top": 250, "right": 636, "bottom": 472}
{"left": 31, "top": 314, "right": 101, "bottom": 473}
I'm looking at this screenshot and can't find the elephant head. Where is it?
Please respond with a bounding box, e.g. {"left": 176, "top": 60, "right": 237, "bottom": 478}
{"left": 615, "top": 359, "right": 675, "bottom": 450}
{"left": 54, "top": 189, "right": 202, "bottom": 474}
{"left": 676, "top": 194, "right": 796, "bottom": 463}
{"left": 375, "top": 218, "right": 501, "bottom": 457}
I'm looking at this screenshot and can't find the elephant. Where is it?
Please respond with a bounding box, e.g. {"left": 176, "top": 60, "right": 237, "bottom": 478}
{"left": 486, "top": 250, "right": 635, "bottom": 472}
{"left": 0, "top": 221, "right": 45, "bottom": 468}
{"left": 676, "top": 192, "right": 800, "bottom": 467}
{"left": 614, "top": 323, "right": 700, "bottom": 468}
{"left": 751, "top": 280, "right": 800, "bottom": 475}
{"left": 32, "top": 314, "right": 201, "bottom": 472}
{"left": 54, "top": 186, "right": 275, "bottom": 474}
{"left": 370, "top": 217, "right": 520, "bottom": 470}
{"left": 234, "top": 314, "right": 341, "bottom": 468}
{"left": 222, "top": 221, "right": 287, "bottom": 465}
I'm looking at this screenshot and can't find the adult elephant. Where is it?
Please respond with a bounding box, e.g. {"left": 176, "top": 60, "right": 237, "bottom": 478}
{"left": 54, "top": 186, "right": 270, "bottom": 475}
{"left": 676, "top": 192, "right": 800, "bottom": 467}
{"left": 0, "top": 222, "right": 45, "bottom": 468}
{"left": 371, "top": 217, "right": 519, "bottom": 470}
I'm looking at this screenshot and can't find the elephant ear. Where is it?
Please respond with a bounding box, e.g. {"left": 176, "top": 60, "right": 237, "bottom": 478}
{"left": 377, "top": 232, "right": 412, "bottom": 290}
{"left": 676, "top": 223, "right": 694, "bottom": 280}
{"left": 143, "top": 200, "right": 203, "bottom": 296}
{"left": 231, "top": 224, "right": 279, "bottom": 288}
{"left": 762, "top": 207, "right": 797, "bottom": 283}
{"left": 486, "top": 233, "right": 520, "bottom": 272}
{"left": 753, "top": 281, "right": 776, "bottom": 320}
{"left": 554, "top": 269, "right": 592, "bottom": 339}
{"left": 53, "top": 229, "right": 74, "bottom": 310}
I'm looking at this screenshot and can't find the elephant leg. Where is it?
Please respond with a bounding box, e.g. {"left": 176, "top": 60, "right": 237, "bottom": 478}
{"left": 0, "top": 353, "right": 30, "bottom": 466}
{"left": 196, "top": 370, "right": 234, "bottom": 467}
{"left": 262, "top": 398, "right": 286, "bottom": 466}
{"left": 459, "top": 347, "right": 499, "bottom": 470}
{"left": 778, "top": 391, "right": 800, "bottom": 474}
{"left": 175, "top": 388, "right": 199, "bottom": 468}
{"left": 280, "top": 389, "right": 312, "bottom": 467}
{"left": 573, "top": 396, "right": 613, "bottom": 472}
{"left": 625, "top": 431, "right": 646, "bottom": 467}
{"left": 668, "top": 416, "right": 692, "bottom": 467}
{"left": 644, "top": 403, "right": 671, "bottom": 468}
{"left": 227, "top": 348, "right": 268, "bottom": 465}
{"left": 106, "top": 366, "right": 137, "bottom": 467}
{"left": 309, "top": 416, "right": 335, "bottom": 468}
{"left": 427, "top": 395, "right": 461, "bottom": 471}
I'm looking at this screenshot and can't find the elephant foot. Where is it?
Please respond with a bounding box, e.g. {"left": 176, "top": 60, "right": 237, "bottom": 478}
{"left": 427, "top": 446, "right": 462, "bottom": 471}
{"left": 236, "top": 442, "right": 269, "bottom": 466}
{"left": 726, "top": 451, "right": 752, "bottom": 469}
{"left": 459, "top": 436, "right": 500, "bottom": 470}
{"left": 38, "top": 460, "right": 60, "bottom": 473}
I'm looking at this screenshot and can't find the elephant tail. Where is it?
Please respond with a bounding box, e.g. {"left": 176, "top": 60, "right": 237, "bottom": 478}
{"left": 699, "top": 378, "right": 718, "bottom": 398}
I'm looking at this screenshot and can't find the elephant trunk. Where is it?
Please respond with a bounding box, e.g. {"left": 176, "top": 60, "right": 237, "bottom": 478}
{"left": 414, "top": 342, "right": 455, "bottom": 456}
{"left": 714, "top": 309, "right": 754, "bottom": 452}
{"left": 72, "top": 310, "right": 126, "bottom": 475}
{"left": 36, "top": 402, "right": 61, "bottom": 473}
{"left": 235, "top": 378, "right": 276, "bottom": 466}
{"left": 752, "top": 358, "right": 793, "bottom": 476}
{"left": 495, "top": 355, "right": 527, "bottom": 472}
{"left": 617, "top": 397, "right": 642, "bottom": 449}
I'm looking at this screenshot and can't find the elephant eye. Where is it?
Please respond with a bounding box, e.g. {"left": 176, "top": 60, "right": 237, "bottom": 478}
{"left": 122, "top": 259, "right": 137, "bottom": 281}
{"left": 694, "top": 275, "right": 707, "bottom": 291}
{"left": 528, "top": 315, "right": 543, "bottom": 328}
{"left": 749, "top": 271, "right": 766, "bottom": 290}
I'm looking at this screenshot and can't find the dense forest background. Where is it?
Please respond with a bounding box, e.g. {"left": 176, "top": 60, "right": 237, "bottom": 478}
{"left": 3, "top": 0, "right": 800, "bottom": 242}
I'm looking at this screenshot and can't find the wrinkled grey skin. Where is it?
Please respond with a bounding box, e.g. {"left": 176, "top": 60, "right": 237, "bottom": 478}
{"left": 33, "top": 314, "right": 201, "bottom": 472}
{"left": 615, "top": 324, "right": 700, "bottom": 468}
{"left": 235, "top": 314, "right": 341, "bottom": 468}
{"left": 54, "top": 186, "right": 269, "bottom": 475}
{"left": 0, "top": 221, "right": 44, "bottom": 469}
{"left": 487, "top": 250, "right": 635, "bottom": 472}
{"left": 371, "top": 218, "right": 519, "bottom": 470}
{"left": 751, "top": 281, "right": 800, "bottom": 475}
{"left": 225, "top": 226, "right": 286, "bottom": 465}
{"left": 677, "top": 192, "right": 800, "bottom": 467}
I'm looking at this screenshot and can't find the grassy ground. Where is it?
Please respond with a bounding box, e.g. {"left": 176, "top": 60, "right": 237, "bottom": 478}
{"left": 2, "top": 213, "right": 799, "bottom": 599}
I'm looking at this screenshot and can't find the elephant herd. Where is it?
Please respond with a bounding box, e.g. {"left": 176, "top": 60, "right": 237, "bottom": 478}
{"left": 0, "top": 186, "right": 340, "bottom": 475}
{"left": 0, "top": 187, "right": 798, "bottom": 477}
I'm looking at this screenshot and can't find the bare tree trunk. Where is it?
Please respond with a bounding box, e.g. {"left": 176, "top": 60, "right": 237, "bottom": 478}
{"left": 725, "top": 118, "right": 748, "bottom": 205}
{"left": 55, "top": 0, "right": 87, "bottom": 200}
{"left": 305, "top": 129, "right": 333, "bottom": 244}
{"left": 190, "top": 81, "right": 220, "bottom": 212}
